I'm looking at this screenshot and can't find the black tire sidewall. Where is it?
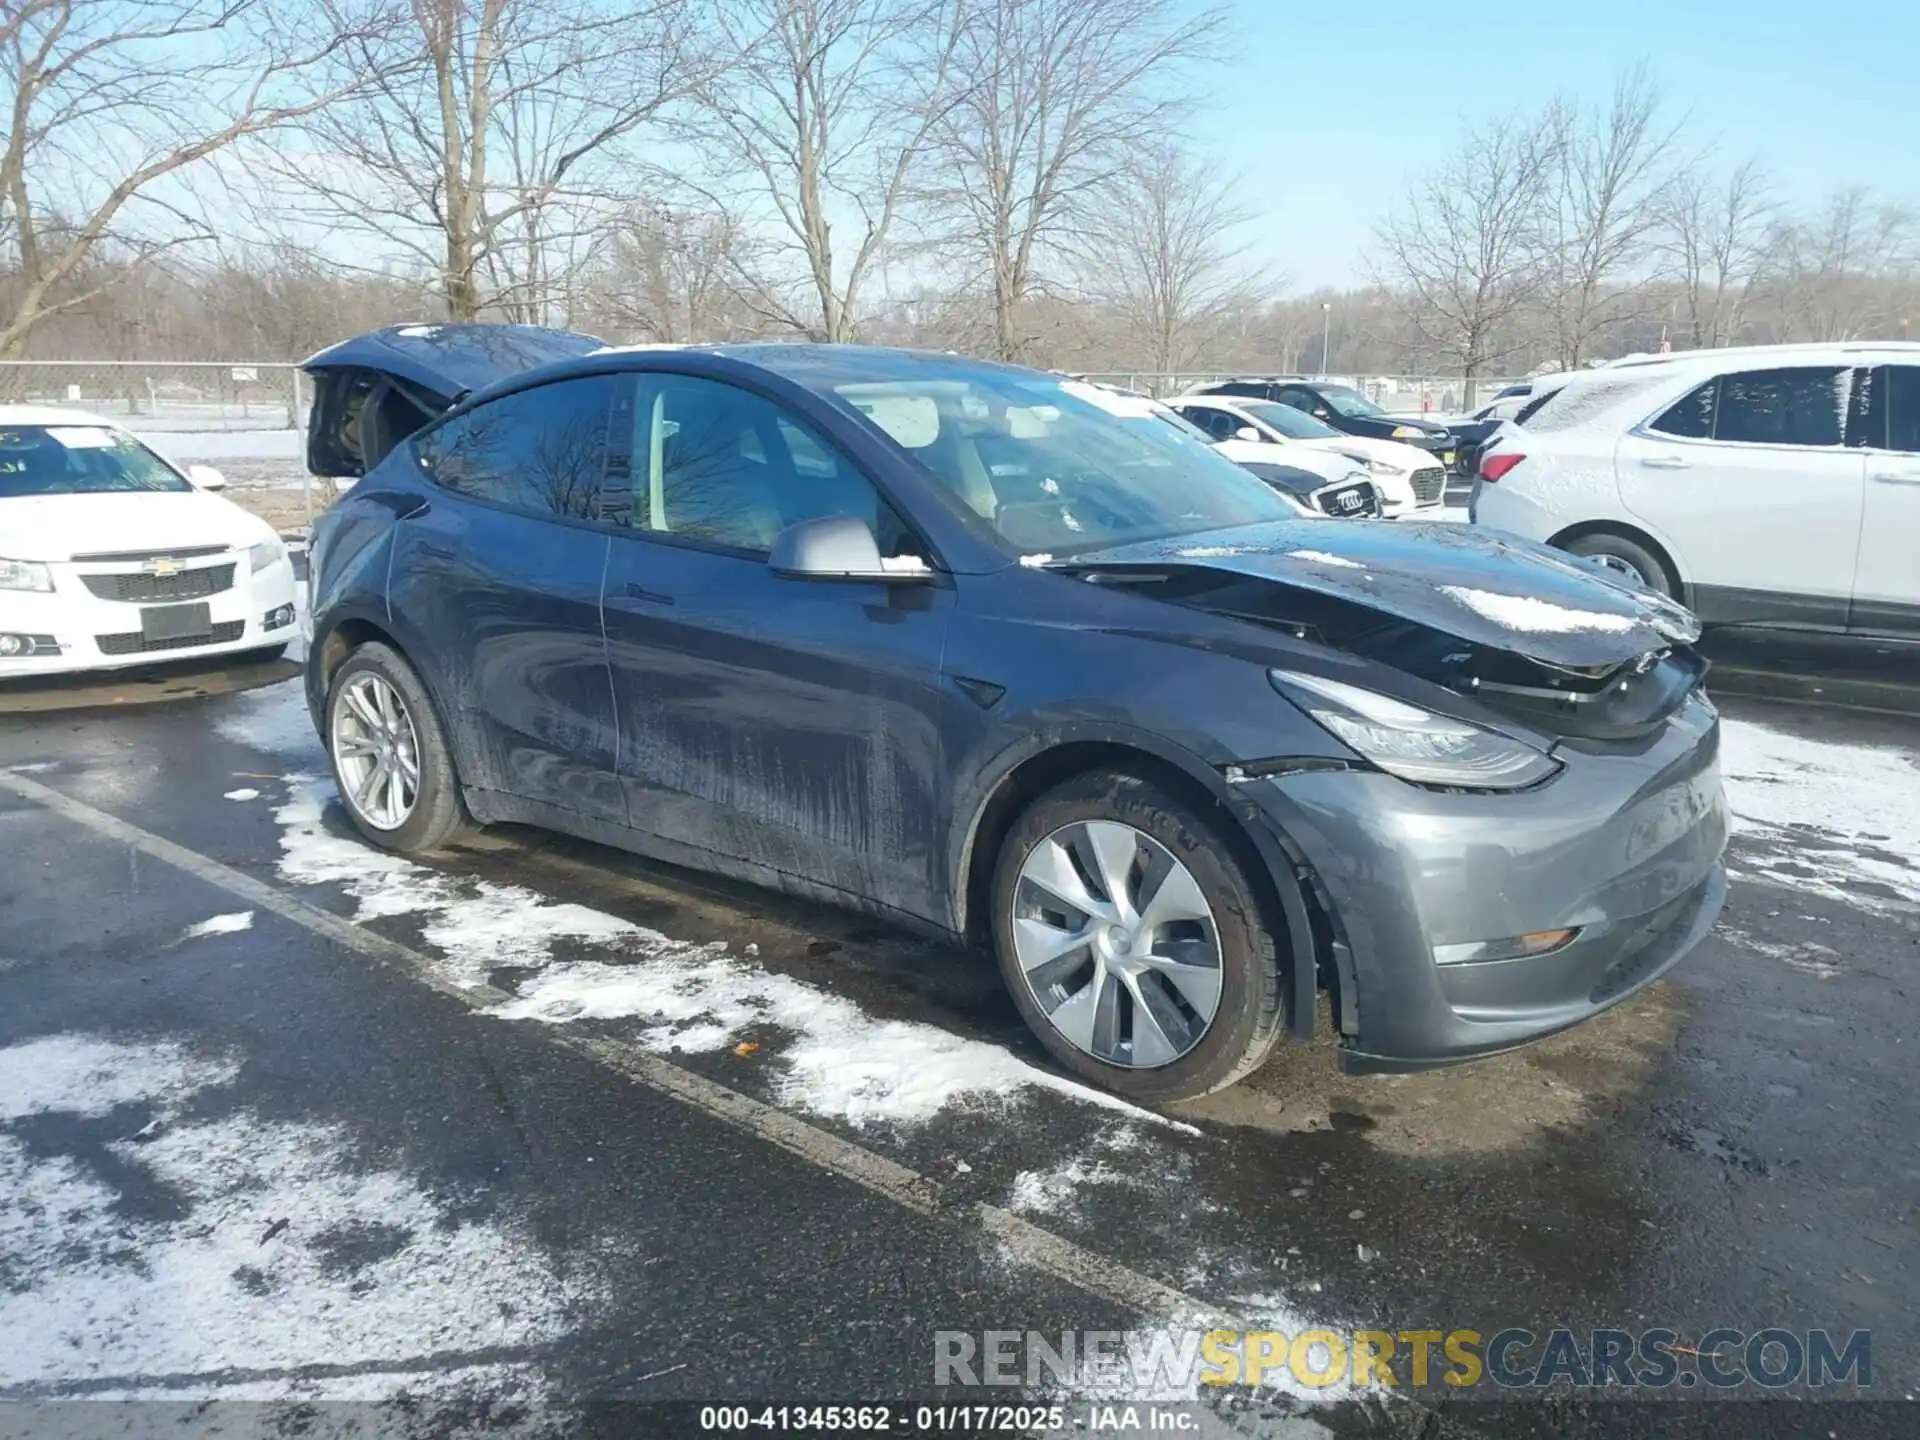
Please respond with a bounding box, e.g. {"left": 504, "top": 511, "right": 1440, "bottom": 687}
{"left": 325, "top": 642, "right": 468, "bottom": 853}
{"left": 1565, "top": 533, "right": 1674, "bottom": 597}
{"left": 990, "top": 769, "right": 1284, "bottom": 1103}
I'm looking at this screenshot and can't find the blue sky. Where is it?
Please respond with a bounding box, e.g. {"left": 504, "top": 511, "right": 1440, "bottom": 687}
{"left": 1197, "top": 0, "right": 1920, "bottom": 289}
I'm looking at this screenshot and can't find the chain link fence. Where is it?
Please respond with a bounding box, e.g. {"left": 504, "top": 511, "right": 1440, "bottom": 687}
{"left": 0, "top": 361, "right": 308, "bottom": 432}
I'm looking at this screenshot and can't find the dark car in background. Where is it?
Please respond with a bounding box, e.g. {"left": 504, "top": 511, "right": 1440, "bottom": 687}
{"left": 301, "top": 326, "right": 1728, "bottom": 1103}
{"left": 1191, "top": 377, "right": 1458, "bottom": 466}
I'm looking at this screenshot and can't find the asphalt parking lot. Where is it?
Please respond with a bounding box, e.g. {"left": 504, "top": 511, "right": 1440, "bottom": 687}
{"left": 1, "top": 643, "right": 1916, "bottom": 1438}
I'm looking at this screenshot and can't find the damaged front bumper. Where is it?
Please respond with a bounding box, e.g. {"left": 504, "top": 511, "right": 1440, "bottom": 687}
{"left": 1243, "top": 690, "right": 1729, "bottom": 1072}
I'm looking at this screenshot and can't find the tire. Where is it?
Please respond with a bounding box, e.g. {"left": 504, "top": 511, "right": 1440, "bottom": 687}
{"left": 325, "top": 641, "right": 474, "bottom": 854}
{"left": 1562, "top": 531, "right": 1675, "bottom": 597}
{"left": 990, "top": 768, "right": 1287, "bottom": 1103}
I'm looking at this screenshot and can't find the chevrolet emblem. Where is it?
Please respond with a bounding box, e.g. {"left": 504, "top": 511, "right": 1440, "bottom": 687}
{"left": 145, "top": 556, "right": 183, "bottom": 577}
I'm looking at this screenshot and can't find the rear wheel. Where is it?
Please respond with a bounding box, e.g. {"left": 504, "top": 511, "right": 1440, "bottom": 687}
{"left": 326, "top": 642, "right": 473, "bottom": 853}
{"left": 990, "top": 768, "right": 1287, "bottom": 1103}
{"left": 1562, "top": 531, "right": 1675, "bottom": 597}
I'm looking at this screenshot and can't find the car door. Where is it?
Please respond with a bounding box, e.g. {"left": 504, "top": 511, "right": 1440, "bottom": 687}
{"left": 1615, "top": 365, "right": 1867, "bottom": 627}
{"left": 1852, "top": 364, "right": 1920, "bottom": 635}
{"left": 598, "top": 372, "right": 959, "bottom": 923}
{"left": 389, "top": 374, "right": 627, "bottom": 823}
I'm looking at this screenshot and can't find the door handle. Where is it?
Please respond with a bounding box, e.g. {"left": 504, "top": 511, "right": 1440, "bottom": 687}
{"left": 1640, "top": 454, "right": 1691, "bottom": 470}
{"left": 1870, "top": 469, "right": 1920, "bottom": 485}
{"left": 622, "top": 582, "right": 675, "bottom": 606}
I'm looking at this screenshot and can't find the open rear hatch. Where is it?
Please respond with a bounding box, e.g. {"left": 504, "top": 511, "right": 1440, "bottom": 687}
{"left": 300, "top": 323, "right": 603, "bottom": 478}
{"left": 1057, "top": 521, "right": 1708, "bottom": 741}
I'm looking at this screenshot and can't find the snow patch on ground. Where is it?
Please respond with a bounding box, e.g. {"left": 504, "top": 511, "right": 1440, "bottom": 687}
{"left": 1007, "top": 1125, "right": 1158, "bottom": 1216}
{"left": 1438, "top": 585, "right": 1639, "bottom": 634}
{"left": 181, "top": 911, "right": 255, "bottom": 941}
{"left": 7, "top": 761, "right": 59, "bottom": 774}
{"left": 225, "top": 787, "right": 261, "bottom": 802}
{"left": 1720, "top": 717, "right": 1920, "bottom": 913}
{"left": 213, "top": 679, "right": 323, "bottom": 761}
{"left": 272, "top": 778, "right": 1185, "bottom": 1132}
{"left": 1715, "top": 923, "right": 1844, "bottom": 979}
{"left": 0, "top": 1034, "right": 591, "bottom": 1401}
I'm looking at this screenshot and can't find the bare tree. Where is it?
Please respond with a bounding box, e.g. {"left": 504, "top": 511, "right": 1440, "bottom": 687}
{"left": 1372, "top": 104, "right": 1562, "bottom": 401}
{"left": 1076, "top": 138, "right": 1262, "bottom": 374}
{"left": 926, "top": 0, "right": 1225, "bottom": 363}
{"left": 1544, "top": 64, "right": 1682, "bottom": 368}
{"left": 1761, "top": 187, "right": 1916, "bottom": 341}
{"left": 279, "top": 0, "right": 703, "bottom": 322}
{"left": 1654, "top": 154, "right": 1774, "bottom": 347}
{"left": 0, "top": 0, "right": 387, "bottom": 356}
{"left": 685, "top": 0, "right": 964, "bottom": 342}
{"left": 582, "top": 201, "right": 774, "bottom": 342}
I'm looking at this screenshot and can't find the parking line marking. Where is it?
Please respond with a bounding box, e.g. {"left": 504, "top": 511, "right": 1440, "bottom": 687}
{"left": 0, "top": 770, "right": 1241, "bottom": 1334}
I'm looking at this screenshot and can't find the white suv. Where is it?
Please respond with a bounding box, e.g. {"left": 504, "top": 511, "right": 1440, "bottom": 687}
{"left": 1472, "top": 344, "right": 1920, "bottom": 638}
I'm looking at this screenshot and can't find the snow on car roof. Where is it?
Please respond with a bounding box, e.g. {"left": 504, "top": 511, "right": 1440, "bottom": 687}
{"left": 0, "top": 405, "right": 123, "bottom": 429}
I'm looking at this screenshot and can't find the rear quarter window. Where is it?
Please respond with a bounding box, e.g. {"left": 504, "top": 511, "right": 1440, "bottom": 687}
{"left": 1712, "top": 367, "right": 1849, "bottom": 447}
{"left": 1522, "top": 376, "right": 1665, "bottom": 433}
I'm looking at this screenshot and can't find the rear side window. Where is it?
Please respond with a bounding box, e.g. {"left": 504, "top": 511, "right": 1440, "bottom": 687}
{"left": 1218, "top": 382, "right": 1267, "bottom": 398}
{"left": 417, "top": 375, "right": 616, "bottom": 520}
{"left": 1649, "top": 380, "right": 1716, "bottom": 438}
{"left": 1512, "top": 386, "right": 1562, "bottom": 425}
{"left": 1711, "top": 367, "right": 1849, "bottom": 447}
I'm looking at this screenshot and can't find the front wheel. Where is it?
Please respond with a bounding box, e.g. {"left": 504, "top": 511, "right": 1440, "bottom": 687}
{"left": 990, "top": 768, "right": 1288, "bottom": 1103}
{"left": 326, "top": 641, "right": 473, "bottom": 853}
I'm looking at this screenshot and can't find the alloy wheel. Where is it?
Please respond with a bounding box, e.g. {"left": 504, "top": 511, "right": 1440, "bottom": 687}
{"left": 331, "top": 673, "right": 422, "bottom": 831}
{"left": 1591, "top": 553, "right": 1650, "bottom": 587}
{"left": 1011, "top": 820, "right": 1223, "bottom": 1069}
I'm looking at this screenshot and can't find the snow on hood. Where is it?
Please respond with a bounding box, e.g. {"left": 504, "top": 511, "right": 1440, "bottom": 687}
{"left": 0, "top": 489, "right": 275, "bottom": 562}
{"left": 1062, "top": 519, "right": 1701, "bottom": 669}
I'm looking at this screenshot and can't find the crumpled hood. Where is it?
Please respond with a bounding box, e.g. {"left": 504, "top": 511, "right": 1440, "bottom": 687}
{"left": 1060, "top": 520, "right": 1702, "bottom": 670}
{"left": 0, "top": 490, "right": 273, "bottom": 562}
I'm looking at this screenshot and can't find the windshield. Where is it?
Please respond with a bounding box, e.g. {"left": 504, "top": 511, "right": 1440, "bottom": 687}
{"left": 1317, "top": 385, "right": 1385, "bottom": 418}
{"left": 1245, "top": 401, "right": 1340, "bottom": 439}
{"left": 0, "top": 425, "right": 191, "bottom": 498}
{"left": 826, "top": 372, "right": 1298, "bottom": 555}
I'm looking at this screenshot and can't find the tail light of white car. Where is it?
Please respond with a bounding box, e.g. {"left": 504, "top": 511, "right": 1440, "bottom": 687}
{"left": 1478, "top": 452, "right": 1526, "bottom": 483}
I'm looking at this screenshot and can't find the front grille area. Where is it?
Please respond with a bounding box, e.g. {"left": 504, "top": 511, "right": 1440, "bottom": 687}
{"left": 96, "top": 621, "right": 245, "bottom": 656}
{"left": 1411, "top": 466, "right": 1446, "bottom": 504}
{"left": 82, "top": 564, "right": 236, "bottom": 603}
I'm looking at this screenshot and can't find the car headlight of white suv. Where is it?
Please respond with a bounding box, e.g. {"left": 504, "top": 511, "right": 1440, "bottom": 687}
{"left": 0, "top": 557, "right": 53, "bottom": 592}
{"left": 247, "top": 538, "right": 287, "bottom": 574}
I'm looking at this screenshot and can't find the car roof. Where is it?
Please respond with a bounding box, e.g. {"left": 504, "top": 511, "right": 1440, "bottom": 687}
{"left": 1598, "top": 342, "right": 1920, "bottom": 374}
{"left": 0, "top": 405, "right": 123, "bottom": 428}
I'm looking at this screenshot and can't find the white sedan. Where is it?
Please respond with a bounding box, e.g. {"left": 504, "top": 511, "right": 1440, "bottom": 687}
{"left": 1169, "top": 395, "right": 1446, "bottom": 516}
{"left": 0, "top": 407, "right": 299, "bottom": 677}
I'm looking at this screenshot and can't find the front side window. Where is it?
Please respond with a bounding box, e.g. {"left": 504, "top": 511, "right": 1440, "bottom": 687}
{"left": 615, "top": 376, "right": 912, "bottom": 558}
{"left": 1181, "top": 405, "right": 1239, "bottom": 441}
{"left": 1711, "top": 367, "right": 1849, "bottom": 448}
{"left": 1880, "top": 366, "right": 1920, "bottom": 452}
{"left": 417, "top": 375, "right": 615, "bottom": 519}
{"left": 1244, "top": 400, "right": 1341, "bottom": 439}
{"left": 1314, "top": 385, "right": 1385, "bottom": 418}
{"left": 1275, "top": 387, "right": 1322, "bottom": 414}
{"left": 823, "top": 370, "right": 1299, "bottom": 557}
{"left": 0, "top": 426, "right": 192, "bottom": 498}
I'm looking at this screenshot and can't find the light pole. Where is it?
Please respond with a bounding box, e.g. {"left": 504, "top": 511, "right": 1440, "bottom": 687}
{"left": 1320, "top": 302, "right": 1332, "bottom": 376}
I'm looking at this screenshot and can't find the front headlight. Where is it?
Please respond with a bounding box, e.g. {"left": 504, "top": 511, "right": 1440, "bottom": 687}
{"left": 0, "top": 557, "right": 53, "bottom": 592}
{"left": 1365, "top": 458, "right": 1410, "bottom": 476}
{"left": 248, "top": 539, "right": 286, "bottom": 574}
{"left": 1270, "top": 670, "right": 1560, "bottom": 790}
{"left": 1389, "top": 425, "right": 1427, "bottom": 439}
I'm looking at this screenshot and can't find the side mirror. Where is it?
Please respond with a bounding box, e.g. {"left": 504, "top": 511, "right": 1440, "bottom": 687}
{"left": 769, "top": 514, "right": 933, "bottom": 584}
{"left": 186, "top": 464, "right": 228, "bottom": 491}
{"left": 1233, "top": 425, "right": 1262, "bottom": 443}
